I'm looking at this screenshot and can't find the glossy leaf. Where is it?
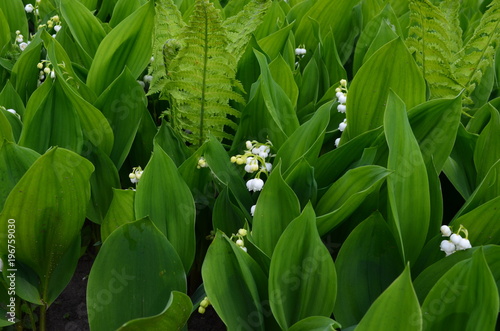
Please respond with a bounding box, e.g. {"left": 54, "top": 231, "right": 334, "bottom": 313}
{"left": 289, "top": 316, "right": 341, "bottom": 331}
{"left": 385, "top": 91, "right": 430, "bottom": 264}
{"left": 60, "top": 0, "right": 107, "bottom": 58}
{"left": 0, "top": 0, "right": 28, "bottom": 46}
{"left": 284, "top": 157, "right": 317, "bottom": 209}
{"left": 354, "top": 266, "right": 422, "bottom": 331}
{"left": 0, "top": 80, "right": 25, "bottom": 117}
{"left": 202, "top": 231, "right": 272, "bottom": 331}
{"left": 343, "top": 38, "right": 425, "bottom": 142}
{"left": 117, "top": 291, "right": 191, "bottom": 330}
{"left": 420, "top": 248, "right": 498, "bottom": 330}
{"left": 0, "top": 141, "right": 40, "bottom": 211}
{"left": 135, "top": 143, "right": 196, "bottom": 272}
{"left": 334, "top": 212, "right": 404, "bottom": 327}
{"left": 316, "top": 165, "right": 391, "bottom": 236}
{"left": 0, "top": 111, "right": 14, "bottom": 144}
{"left": 101, "top": 189, "right": 136, "bottom": 242}
{"left": 212, "top": 187, "right": 246, "bottom": 236}
{"left": 473, "top": 104, "right": 500, "bottom": 185}
{"left": 251, "top": 163, "right": 301, "bottom": 257}
{"left": 269, "top": 55, "right": 299, "bottom": 108}
{"left": 154, "top": 120, "right": 191, "bottom": 168}
{"left": 275, "top": 104, "right": 329, "bottom": 172}
{"left": 0, "top": 148, "right": 93, "bottom": 305}
{"left": 87, "top": 1, "right": 154, "bottom": 95}
{"left": 87, "top": 218, "right": 186, "bottom": 331}
{"left": 269, "top": 204, "right": 337, "bottom": 329}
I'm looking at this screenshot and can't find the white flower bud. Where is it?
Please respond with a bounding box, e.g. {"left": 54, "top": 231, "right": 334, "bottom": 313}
{"left": 19, "top": 42, "right": 28, "bottom": 51}
{"left": 137, "top": 80, "right": 145, "bottom": 88}
{"left": 335, "top": 137, "right": 341, "bottom": 148}
{"left": 338, "top": 119, "right": 347, "bottom": 132}
{"left": 246, "top": 140, "right": 253, "bottom": 150}
{"left": 338, "top": 95, "right": 347, "bottom": 104}
{"left": 295, "top": 48, "right": 306, "bottom": 55}
{"left": 246, "top": 178, "right": 264, "bottom": 192}
{"left": 456, "top": 238, "right": 471, "bottom": 250}
{"left": 16, "top": 35, "right": 23, "bottom": 43}
{"left": 238, "top": 228, "right": 247, "bottom": 236}
{"left": 336, "top": 91, "right": 344, "bottom": 99}
{"left": 340, "top": 79, "right": 347, "bottom": 87}
{"left": 244, "top": 164, "right": 253, "bottom": 173}
{"left": 337, "top": 104, "right": 346, "bottom": 113}
{"left": 440, "top": 240, "right": 455, "bottom": 256}
{"left": 25, "top": 4, "right": 34, "bottom": 13}
{"left": 236, "top": 239, "right": 244, "bottom": 247}
{"left": 0, "top": 257, "right": 3, "bottom": 272}
{"left": 44, "top": 67, "right": 51, "bottom": 74}
{"left": 54, "top": 25, "right": 62, "bottom": 32}
{"left": 440, "top": 225, "right": 452, "bottom": 237}
{"left": 252, "top": 147, "right": 260, "bottom": 155}
{"left": 6, "top": 109, "right": 17, "bottom": 115}
{"left": 450, "top": 233, "right": 462, "bottom": 245}
{"left": 50, "top": 70, "right": 56, "bottom": 79}
{"left": 240, "top": 246, "right": 247, "bottom": 253}
{"left": 265, "top": 162, "right": 272, "bottom": 172}
{"left": 250, "top": 205, "right": 256, "bottom": 216}
{"left": 143, "top": 75, "right": 153, "bottom": 83}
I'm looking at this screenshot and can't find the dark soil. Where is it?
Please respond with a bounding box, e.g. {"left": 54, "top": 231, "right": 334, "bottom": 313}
{"left": 44, "top": 254, "right": 226, "bottom": 331}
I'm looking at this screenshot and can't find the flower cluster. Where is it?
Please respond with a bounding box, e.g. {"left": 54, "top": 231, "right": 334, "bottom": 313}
{"left": 36, "top": 61, "right": 57, "bottom": 86}
{"left": 15, "top": 30, "right": 29, "bottom": 51}
{"left": 440, "top": 224, "right": 472, "bottom": 256}
{"left": 335, "top": 79, "right": 348, "bottom": 148}
{"left": 197, "top": 157, "right": 208, "bottom": 169}
{"left": 231, "top": 228, "right": 248, "bottom": 253}
{"left": 231, "top": 140, "right": 273, "bottom": 192}
{"left": 198, "top": 296, "right": 211, "bottom": 314}
{"left": 128, "top": 166, "right": 143, "bottom": 184}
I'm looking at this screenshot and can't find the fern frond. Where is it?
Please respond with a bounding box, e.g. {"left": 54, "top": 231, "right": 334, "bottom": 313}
{"left": 439, "top": 0, "right": 462, "bottom": 60}
{"left": 223, "top": 0, "right": 270, "bottom": 62}
{"left": 165, "top": 0, "right": 244, "bottom": 147}
{"left": 406, "top": 0, "right": 464, "bottom": 99}
{"left": 147, "top": 0, "right": 186, "bottom": 96}
{"left": 454, "top": 0, "right": 500, "bottom": 102}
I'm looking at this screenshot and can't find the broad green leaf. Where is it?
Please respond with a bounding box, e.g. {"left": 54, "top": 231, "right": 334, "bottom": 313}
{"left": 60, "top": 0, "right": 107, "bottom": 58}
{"left": 0, "top": 111, "right": 14, "bottom": 144}
{"left": 85, "top": 145, "right": 120, "bottom": 224}
{"left": 315, "top": 127, "right": 383, "bottom": 191}
{"left": 109, "top": 0, "right": 146, "bottom": 27}
{"left": 212, "top": 187, "right": 246, "bottom": 236}
{"left": 19, "top": 79, "right": 84, "bottom": 156}
{"left": 117, "top": 291, "right": 191, "bottom": 330}
{"left": 87, "top": 218, "right": 186, "bottom": 331}
{"left": 253, "top": 0, "right": 286, "bottom": 40}
{"left": 202, "top": 231, "right": 273, "bottom": 331}
{"left": 94, "top": 67, "right": 146, "bottom": 169}
{"left": 101, "top": 189, "right": 136, "bottom": 242}
{"left": 135, "top": 143, "right": 196, "bottom": 272}
{"left": 252, "top": 163, "right": 301, "bottom": 256}
{"left": 0, "top": 80, "right": 25, "bottom": 117}
{"left": 343, "top": 38, "right": 425, "bottom": 142}
{"left": 294, "top": 0, "right": 362, "bottom": 62}
{"left": 10, "top": 32, "right": 42, "bottom": 103}
{"left": 297, "top": 57, "right": 320, "bottom": 114}
{"left": 420, "top": 248, "right": 498, "bottom": 330}
{"left": 334, "top": 212, "right": 404, "bottom": 327}
{"left": 258, "top": 22, "right": 295, "bottom": 60}
{"left": 363, "top": 21, "right": 399, "bottom": 68}
{"left": 0, "top": 141, "right": 40, "bottom": 210}
{"left": 154, "top": 120, "right": 191, "bottom": 168}
{"left": 316, "top": 165, "right": 391, "bottom": 236}
{"left": 319, "top": 31, "right": 347, "bottom": 90}
{"left": 413, "top": 245, "right": 500, "bottom": 303}
{"left": 289, "top": 316, "right": 341, "bottom": 331}
{"left": 269, "top": 204, "right": 337, "bottom": 329}
{"left": 0, "top": 0, "right": 28, "bottom": 42}
{"left": 442, "top": 124, "right": 477, "bottom": 199}
{"left": 0, "top": 148, "right": 93, "bottom": 305}
{"left": 275, "top": 104, "right": 329, "bottom": 172}
{"left": 0, "top": 9, "right": 10, "bottom": 56}
{"left": 385, "top": 91, "right": 430, "bottom": 264}
{"left": 284, "top": 157, "right": 317, "bottom": 209}
{"left": 473, "top": 105, "right": 500, "bottom": 185}
{"left": 87, "top": 1, "right": 154, "bottom": 95}
{"left": 449, "top": 196, "right": 500, "bottom": 245}
{"left": 269, "top": 55, "right": 299, "bottom": 108}
{"left": 408, "top": 95, "right": 462, "bottom": 173}
{"left": 355, "top": 266, "right": 422, "bottom": 331}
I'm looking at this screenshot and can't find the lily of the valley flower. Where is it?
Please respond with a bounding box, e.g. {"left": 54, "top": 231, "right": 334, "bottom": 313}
{"left": 246, "top": 178, "right": 264, "bottom": 192}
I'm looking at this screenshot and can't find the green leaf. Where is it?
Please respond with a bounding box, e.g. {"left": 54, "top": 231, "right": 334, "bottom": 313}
{"left": 343, "top": 38, "right": 426, "bottom": 142}
{"left": 60, "top": 0, "right": 107, "bottom": 58}
{"left": 0, "top": 0, "right": 28, "bottom": 42}
{"left": 202, "top": 231, "right": 272, "bottom": 331}
{"left": 0, "top": 80, "right": 25, "bottom": 117}
{"left": 473, "top": 105, "right": 500, "bottom": 185}
{"left": 284, "top": 158, "right": 317, "bottom": 209}
{"left": 289, "top": 316, "right": 341, "bottom": 331}
{"left": 269, "top": 55, "right": 299, "bottom": 108}
{"left": 101, "top": 189, "right": 136, "bottom": 242}
{"left": 334, "top": 212, "right": 404, "bottom": 327}
{"left": 94, "top": 67, "right": 146, "bottom": 169}
{"left": 87, "top": 1, "right": 154, "bottom": 95}
{"left": 0, "top": 111, "right": 14, "bottom": 144}
{"left": 251, "top": 163, "right": 301, "bottom": 256}
{"left": 0, "top": 9, "right": 10, "bottom": 56}
{"left": 269, "top": 204, "right": 337, "bottom": 329}
{"left": 297, "top": 57, "right": 320, "bottom": 113}
{"left": 117, "top": 291, "right": 192, "bottom": 330}
{"left": 354, "top": 266, "right": 422, "bottom": 331}
{"left": 212, "top": 187, "right": 246, "bottom": 235}
{"left": 258, "top": 22, "right": 295, "bottom": 60}
{"left": 385, "top": 90, "right": 430, "bottom": 264}
{"left": 315, "top": 127, "right": 382, "bottom": 191}
{"left": 420, "top": 248, "right": 498, "bottom": 330}
{"left": 135, "top": 143, "right": 196, "bottom": 272}
{"left": 408, "top": 95, "right": 462, "bottom": 173}
{"left": 275, "top": 105, "right": 329, "bottom": 173}
{"left": 154, "top": 120, "right": 191, "bottom": 168}
{"left": 87, "top": 218, "right": 186, "bottom": 331}
{"left": 0, "top": 148, "right": 93, "bottom": 305}
{"left": 0, "top": 141, "right": 40, "bottom": 211}
{"left": 109, "top": 0, "right": 146, "bottom": 27}
{"left": 316, "top": 165, "right": 391, "bottom": 236}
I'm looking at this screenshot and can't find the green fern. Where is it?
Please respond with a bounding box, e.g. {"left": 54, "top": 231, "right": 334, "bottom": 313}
{"left": 453, "top": 0, "right": 500, "bottom": 100}
{"left": 149, "top": 0, "right": 269, "bottom": 147}
{"left": 406, "top": 0, "right": 500, "bottom": 106}
{"left": 406, "top": 0, "right": 464, "bottom": 99}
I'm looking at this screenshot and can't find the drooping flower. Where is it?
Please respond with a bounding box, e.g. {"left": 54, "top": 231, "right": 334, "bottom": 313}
{"left": 246, "top": 178, "right": 264, "bottom": 192}
{"left": 440, "top": 225, "right": 452, "bottom": 237}
{"left": 25, "top": 4, "right": 34, "bottom": 13}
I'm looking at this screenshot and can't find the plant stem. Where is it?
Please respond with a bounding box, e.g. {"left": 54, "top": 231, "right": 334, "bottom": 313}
{"left": 39, "top": 304, "right": 47, "bottom": 331}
